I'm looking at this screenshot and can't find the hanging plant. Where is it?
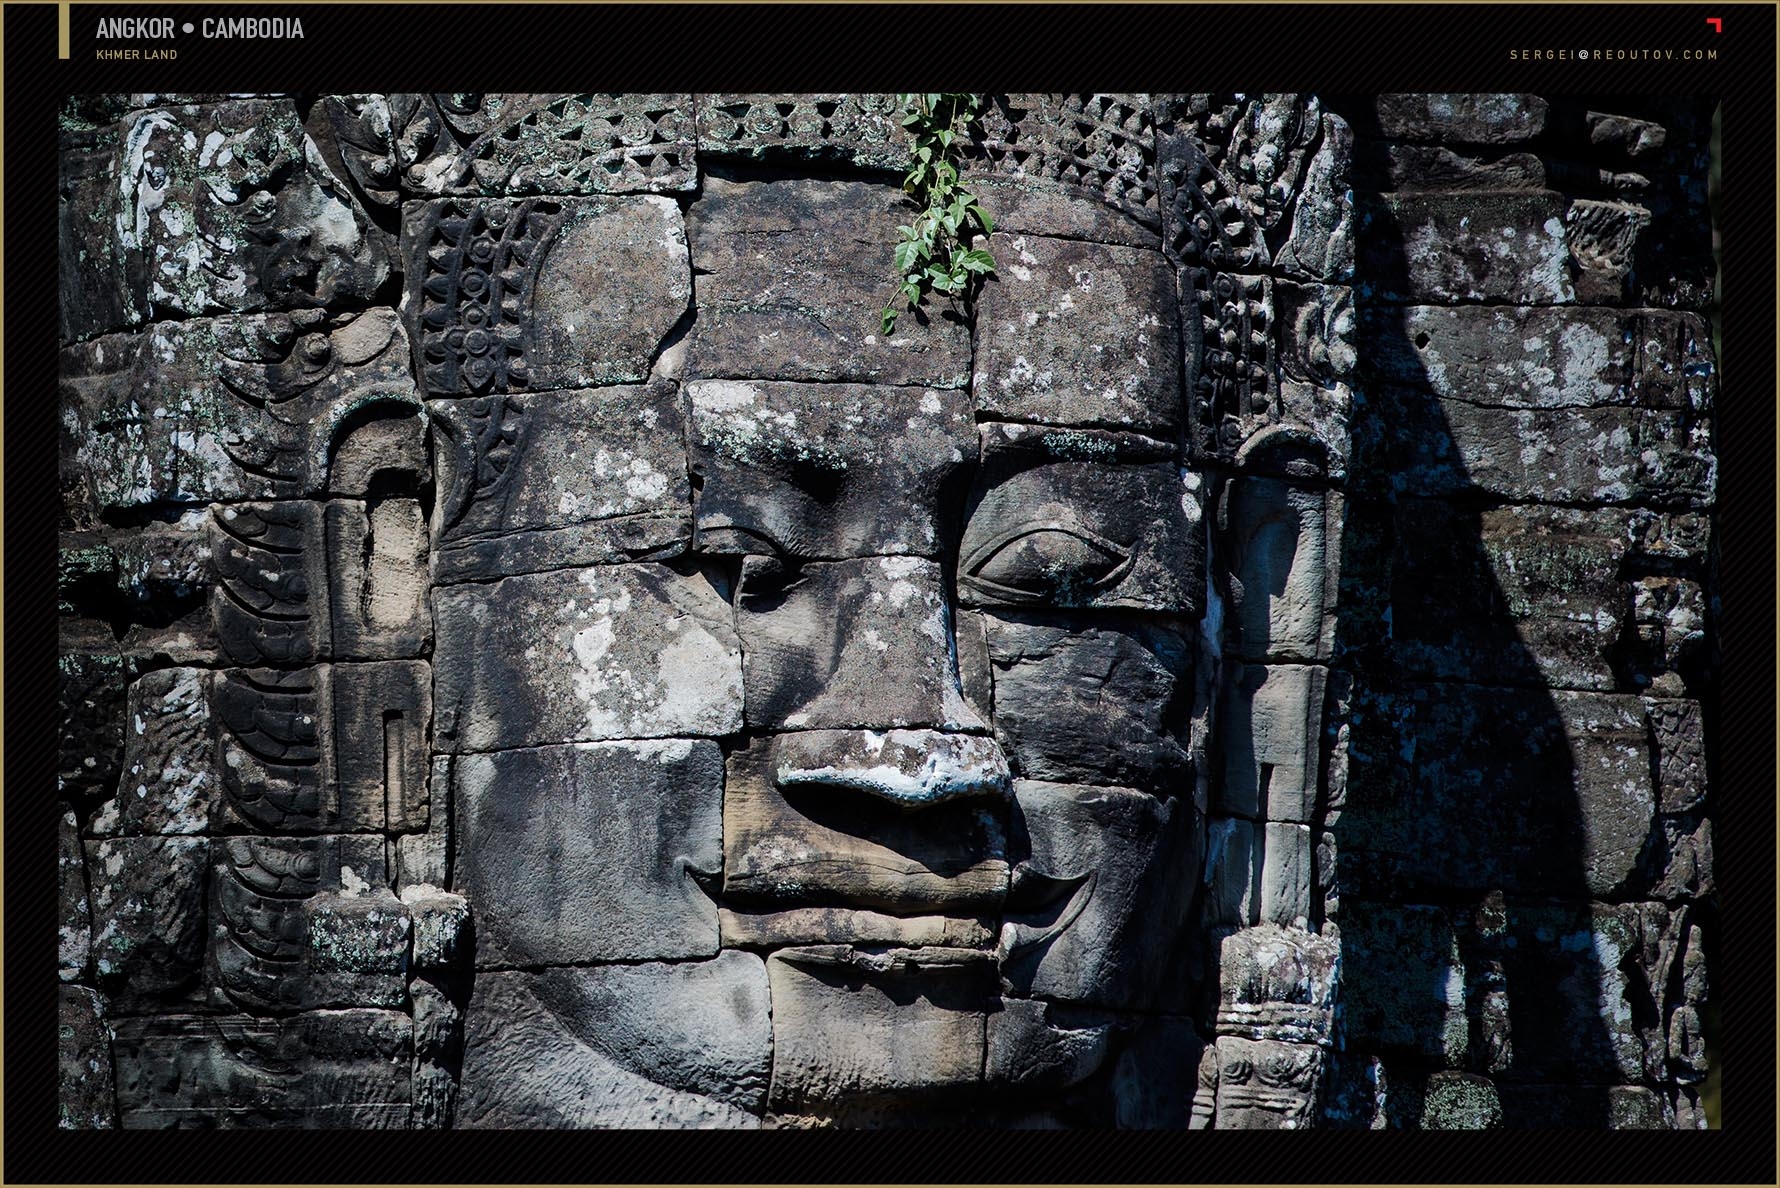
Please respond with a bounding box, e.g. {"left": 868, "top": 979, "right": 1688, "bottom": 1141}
{"left": 881, "top": 93, "right": 997, "bottom": 336}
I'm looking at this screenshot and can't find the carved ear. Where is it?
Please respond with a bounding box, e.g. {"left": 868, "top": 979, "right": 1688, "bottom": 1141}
{"left": 310, "top": 388, "right": 428, "bottom": 498}
{"left": 1232, "top": 425, "right": 1332, "bottom": 480}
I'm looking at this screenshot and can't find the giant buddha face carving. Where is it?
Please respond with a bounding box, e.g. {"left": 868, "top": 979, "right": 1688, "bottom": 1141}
{"left": 416, "top": 109, "right": 1217, "bottom": 1128}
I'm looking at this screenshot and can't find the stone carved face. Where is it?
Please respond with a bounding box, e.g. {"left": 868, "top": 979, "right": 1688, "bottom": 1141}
{"left": 420, "top": 169, "right": 1212, "bottom": 1126}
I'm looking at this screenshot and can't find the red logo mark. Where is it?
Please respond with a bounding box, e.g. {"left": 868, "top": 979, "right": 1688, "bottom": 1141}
{"left": 1706, "top": 17, "right": 1722, "bottom": 32}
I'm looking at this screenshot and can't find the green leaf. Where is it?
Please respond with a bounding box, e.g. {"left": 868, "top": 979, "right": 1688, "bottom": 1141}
{"left": 894, "top": 241, "right": 920, "bottom": 273}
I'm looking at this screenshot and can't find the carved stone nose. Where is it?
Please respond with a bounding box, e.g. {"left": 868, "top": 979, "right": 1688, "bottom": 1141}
{"left": 773, "top": 729, "right": 1012, "bottom": 809}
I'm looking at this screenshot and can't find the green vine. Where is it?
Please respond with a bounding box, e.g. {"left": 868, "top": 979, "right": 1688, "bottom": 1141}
{"left": 881, "top": 93, "right": 996, "bottom": 336}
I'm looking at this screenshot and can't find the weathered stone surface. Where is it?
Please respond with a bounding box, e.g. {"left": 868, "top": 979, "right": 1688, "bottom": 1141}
{"left": 401, "top": 886, "right": 472, "bottom": 968}
{"left": 208, "top": 500, "right": 432, "bottom": 667}
{"left": 1110, "top": 1017, "right": 1208, "bottom": 1129}
{"left": 451, "top": 94, "right": 697, "bottom": 196}
{"left": 403, "top": 196, "right": 691, "bottom": 395}
{"left": 433, "top": 563, "right": 741, "bottom": 751}
{"left": 1387, "top": 503, "right": 1714, "bottom": 693}
{"left": 1001, "top": 782, "right": 1199, "bottom": 1011}
{"left": 395, "top": 758, "right": 454, "bottom": 891}
{"left": 1205, "top": 818, "right": 1318, "bottom": 930}
{"left": 736, "top": 556, "right": 977, "bottom": 731}
{"left": 207, "top": 834, "right": 392, "bottom": 1011}
{"left": 1210, "top": 1035, "right": 1326, "bottom": 1129}
{"left": 318, "top": 94, "right": 695, "bottom": 203}
{"left": 458, "top": 955, "right": 769, "bottom": 1129}
{"left": 984, "top": 998, "right": 1117, "bottom": 1092}
{"left": 722, "top": 734, "right": 1009, "bottom": 914}
{"left": 983, "top": 614, "right": 1195, "bottom": 792}
{"left": 111, "top": 1009, "right": 411, "bottom": 1128}
{"left": 1373, "top": 144, "right": 1547, "bottom": 192}
{"left": 59, "top": 99, "right": 391, "bottom": 340}
{"left": 1492, "top": 901, "right": 1691, "bottom": 1084}
{"left": 719, "top": 905, "right": 995, "bottom": 950}
{"left": 1277, "top": 115, "right": 1356, "bottom": 283}
{"left": 87, "top": 835, "right": 209, "bottom": 1011}
{"left": 1358, "top": 192, "right": 1574, "bottom": 304}
{"left": 686, "top": 173, "right": 971, "bottom": 387}
{"left": 60, "top": 310, "right": 418, "bottom": 517}
{"left": 1157, "top": 94, "right": 1337, "bottom": 274}
{"left": 110, "top": 512, "right": 219, "bottom": 666}
{"left": 959, "top": 424, "right": 1201, "bottom": 614}
{"left": 59, "top": 985, "right": 117, "bottom": 1129}
{"left": 59, "top": 807, "right": 92, "bottom": 980}
{"left": 60, "top": 121, "right": 131, "bottom": 343}
{"left": 302, "top": 891, "right": 413, "bottom": 1008}
{"left": 696, "top": 94, "right": 909, "bottom": 171}
{"left": 1366, "top": 388, "right": 1713, "bottom": 506}
{"left": 1217, "top": 924, "right": 1338, "bottom": 1046}
{"left": 768, "top": 946, "right": 994, "bottom": 1112}
{"left": 1368, "top": 306, "right": 1713, "bottom": 411}
{"left": 1222, "top": 476, "right": 1338, "bottom": 661}
{"left": 1218, "top": 664, "right": 1327, "bottom": 821}
{"left": 453, "top": 740, "right": 721, "bottom": 966}
{"left": 211, "top": 662, "right": 431, "bottom": 833}
{"left": 1374, "top": 94, "right": 1549, "bottom": 143}
{"left": 965, "top": 94, "right": 1159, "bottom": 248}
{"left": 89, "top": 668, "right": 212, "bottom": 836}
{"left": 1421, "top": 1072, "right": 1503, "bottom": 1129}
{"left": 430, "top": 384, "right": 690, "bottom": 582}
{"left": 687, "top": 379, "right": 973, "bottom": 559}
{"left": 1335, "top": 902, "right": 1466, "bottom": 1061}
{"left": 409, "top": 975, "right": 461, "bottom": 1129}
{"left": 58, "top": 621, "right": 126, "bottom": 798}
{"left": 973, "top": 233, "right": 1179, "bottom": 434}
{"left": 1647, "top": 698, "right": 1707, "bottom": 813}
{"left": 1341, "top": 686, "right": 1660, "bottom": 898}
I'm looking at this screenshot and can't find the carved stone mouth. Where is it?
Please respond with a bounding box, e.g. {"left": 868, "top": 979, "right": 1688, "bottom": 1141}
{"left": 998, "top": 868, "right": 1098, "bottom": 962}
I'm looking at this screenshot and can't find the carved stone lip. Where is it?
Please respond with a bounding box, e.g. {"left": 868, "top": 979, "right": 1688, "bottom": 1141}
{"left": 771, "top": 729, "right": 1012, "bottom": 809}
{"left": 772, "top": 943, "right": 996, "bottom": 973}
{"left": 998, "top": 869, "right": 1098, "bottom": 961}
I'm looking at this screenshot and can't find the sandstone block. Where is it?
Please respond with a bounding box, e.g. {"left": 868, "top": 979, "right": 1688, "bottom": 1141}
{"left": 973, "top": 233, "right": 1180, "bottom": 434}
{"left": 60, "top": 309, "right": 417, "bottom": 517}
{"left": 87, "top": 835, "right": 209, "bottom": 1011}
{"left": 1001, "top": 781, "right": 1198, "bottom": 1011}
{"left": 959, "top": 423, "right": 1202, "bottom": 615}
{"left": 59, "top": 99, "right": 390, "bottom": 340}
{"left": 687, "top": 379, "right": 973, "bottom": 559}
{"left": 1374, "top": 94, "right": 1549, "bottom": 143}
{"left": 1358, "top": 192, "right": 1574, "bottom": 304}
{"left": 767, "top": 946, "right": 994, "bottom": 1112}
{"left": 736, "top": 556, "right": 977, "bottom": 731}
{"left": 111, "top": 1009, "right": 411, "bottom": 1128}
{"left": 458, "top": 956, "right": 768, "bottom": 1129}
{"left": 58, "top": 986, "right": 117, "bottom": 1129}
{"left": 452, "top": 740, "right": 722, "bottom": 966}
{"left": 722, "top": 733, "right": 1009, "bottom": 915}
{"left": 433, "top": 562, "right": 741, "bottom": 751}
{"left": 404, "top": 195, "right": 691, "bottom": 395}
{"left": 430, "top": 383, "right": 690, "bottom": 582}
{"left": 686, "top": 173, "right": 971, "bottom": 387}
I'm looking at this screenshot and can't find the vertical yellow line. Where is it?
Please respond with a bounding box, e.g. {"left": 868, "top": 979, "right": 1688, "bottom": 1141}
{"left": 59, "top": 2, "right": 71, "bottom": 58}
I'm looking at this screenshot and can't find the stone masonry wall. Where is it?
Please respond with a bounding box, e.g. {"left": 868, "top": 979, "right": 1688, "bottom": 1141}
{"left": 56, "top": 93, "right": 1714, "bottom": 1129}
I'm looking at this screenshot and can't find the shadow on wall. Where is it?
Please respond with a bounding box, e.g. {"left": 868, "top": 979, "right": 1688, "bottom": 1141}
{"left": 1317, "top": 95, "right": 1720, "bottom": 1129}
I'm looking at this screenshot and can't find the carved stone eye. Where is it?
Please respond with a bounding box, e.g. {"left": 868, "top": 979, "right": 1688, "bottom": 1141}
{"left": 962, "top": 522, "right": 1132, "bottom": 604}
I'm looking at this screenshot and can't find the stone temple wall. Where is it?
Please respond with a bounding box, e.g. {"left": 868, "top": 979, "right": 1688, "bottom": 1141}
{"left": 55, "top": 93, "right": 1714, "bottom": 1129}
